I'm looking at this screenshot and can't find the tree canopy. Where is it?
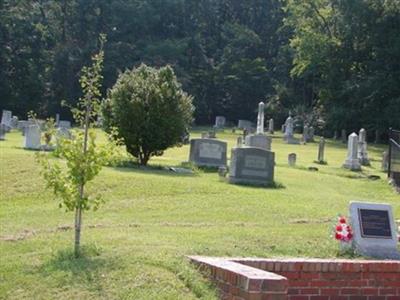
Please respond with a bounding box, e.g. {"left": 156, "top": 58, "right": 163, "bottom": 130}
{"left": 1, "top": 0, "right": 399, "bottom": 137}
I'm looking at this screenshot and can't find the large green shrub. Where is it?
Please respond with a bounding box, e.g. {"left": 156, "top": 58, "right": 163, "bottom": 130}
{"left": 104, "top": 64, "right": 194, "bottom": 165}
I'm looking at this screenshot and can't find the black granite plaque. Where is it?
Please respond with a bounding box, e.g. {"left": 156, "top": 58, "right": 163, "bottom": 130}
{"left": 358, "top": 209, "right": 392, "bottom": 239}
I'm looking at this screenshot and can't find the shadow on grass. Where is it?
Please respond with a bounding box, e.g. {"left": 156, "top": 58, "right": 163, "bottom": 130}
{"left": 226, "top": 180, "right": 286, "bottom": 190}
{"left": 37, "top": 245, "right": 119, "bottom": 295}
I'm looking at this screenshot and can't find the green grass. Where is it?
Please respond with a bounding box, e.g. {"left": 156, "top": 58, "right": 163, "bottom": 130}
{"left": 0, "top": 128, "right": 398, "bottom": 299}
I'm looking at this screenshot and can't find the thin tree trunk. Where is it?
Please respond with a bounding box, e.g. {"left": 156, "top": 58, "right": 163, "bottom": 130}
{"left": 74, "top": 97, "right": 91, "bottom": 257}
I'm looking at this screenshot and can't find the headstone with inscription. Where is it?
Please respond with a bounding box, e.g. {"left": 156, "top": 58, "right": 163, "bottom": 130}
{"left": 229, "top": 147, "right": 275, "bottom": 186}
{"left": 24, "top": 125, "right": 41, "bottom": 150}
{"left": 215, "top": 116, "right": 226, "bottom": 128}
{"left": 343, "top": 133, "right": 361, "bottom": 171}
{"left": 189, "top": 139, "right": 227, "bottom": 167}
{"left": 245, "top": 134, "right": 271, "bottom": 151}
{"left": 349, "top": 201, "right": 400, "bottom": 260}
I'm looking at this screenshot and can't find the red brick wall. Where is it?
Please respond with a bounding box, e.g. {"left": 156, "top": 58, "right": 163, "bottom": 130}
{"left": 189, "top": 256, "right": 400, "bottom": 300}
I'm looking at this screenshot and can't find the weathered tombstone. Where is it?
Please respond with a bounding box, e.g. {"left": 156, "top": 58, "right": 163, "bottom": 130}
{"left": 283, "top": 114, "right": 299, "bottom": 144}
{"left": 268, "top": 118, "right": 274, "bottom": 134}
{"left": 302, "top": 125, "right": 309, "bottom": 143}
{"left": 358, "top": 128, "right": 370, "bottom": 166}
{"left": 237, "top": 136, "right": 243, "bottom": 147}
{"left": 256, "top": 102, "right": 265, "bottom": 134}
{"left": 215, "top": 116, "right": 226, "bottom": 128}
{"left": 245, "top": 135, "right": 271, "bottom": 151}
{"left": 58, "top": 120, "right": 71, "bottom": 129}
{"left": 309, "top": 127, "right": 315, "bottom": 142}
{"left": 341, "top": 129, "right": 347, "bottom": 143}
{"left": 201, "top": 132, "right": 208, "bottom": 139}
{"left": 382, "top": 151, "right": 389, "bottom": 172}
{"left": 55, "top": 113, "right": 60, "bottom": 126}
{"left": 189, "top": 139, "right": 227, "bottom": 167}
{"left": 1, "top": 110, "right": 12, "bottom": 132}
{"left": 343, "top": 133, "right": 361, "bottom": 171}
{"left": 317, "top": 137, "right": 326, "bottom": 163}
{"left": 0, "top": 124, "right": 7, "bottom": 140}
{"left": 349, "top": 201, "right": 400, "bottom": 259}
{"left": 10, "top": 116, "right": 18, "bottom": 129}
{"left": 288, "top": 153, "right": 296, "bottom": 166}
{"left": 237, "top": 120, "right": 252, "bottom": 131}
{"left": 229, "top": 147, "right": 275, "bottom": 186}
{"left": 24, "top": 125, "right": 41, "bottom": 150}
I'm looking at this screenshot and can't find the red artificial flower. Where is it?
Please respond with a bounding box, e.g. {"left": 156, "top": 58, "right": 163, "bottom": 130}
{"left": 339, "top": 217, "right": 346, "bottom": 224}
{"left": 336, "top": 225, "right": 343, "bottom": 231}
{"left": 347, "top": 233, "right": 353, "bottom": 239}
{"left": 335, "top": 233, "right": 342, "bottom": 240}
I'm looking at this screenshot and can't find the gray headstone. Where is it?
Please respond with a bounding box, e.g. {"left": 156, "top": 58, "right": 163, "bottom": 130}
{"left": 268, "top": 118, "right": 274, "bottom": 134}
{"left": 288, "top": 153, "right": 296, "bottom": 166}
{"left": 215, "top": 116, "right": 226, "bottom": 128}
{"left": 58, "top": 120, "right": 71, "bottom": 129}
{"left": 256, "top": 102, "right": 265, "bottom": 134}
{"left": 55, "top": 113, "right": 60, "bottom": 126}
{"left": 245, "top": 134, "right": 271, "bottom": 151}
{"left": 349, "top": 201, "right": 400, "bottom": 260}
{"left": 229, "top": 147, "right": 275, "bottom": 186}
{"left": 318, "top": 137, "right": 325, "bottom": 163}
{"left": 303, "top": 125, "right": 309, "bottom": 143}
{"left": 189, "top": 139, "right": 227, "bottom": 167}
{"left": 24, "top": 125, "right": 41, "bottom": 149}
{"left": 1, "top": 110, "right": 12, "bottom": 129}
{"left": 341, "top": 129, "right": 347, "bottom": 143}
{"left": 281, "top": 124, "right": 286, "bottom": 133}
{"left": 343, "top": 133, "right": 361, "bottom": 171}
{"left": 237, "top": 136, "right": 243, "bottom": 147}
{"left": 0, "top": 124, "right": 7, "bottom": 140}
{"left": 309, "top": 127, "right": 315, "bottom": 142}
{"left": 238, "top": 120, "right": 252, "bottom": 131}
{"left": 283, "top": 115, "right": 299, "bottom": 144}
{"left": 358, "top": 128, "right": 370, "bottom": 166}
{"left": 10, "top": 116, "right": 18, "bottom": 129}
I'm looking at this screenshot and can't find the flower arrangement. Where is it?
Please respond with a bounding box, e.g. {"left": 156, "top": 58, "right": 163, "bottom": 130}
{"left": 334, "top": 216, "right": 353, "bottom": 242}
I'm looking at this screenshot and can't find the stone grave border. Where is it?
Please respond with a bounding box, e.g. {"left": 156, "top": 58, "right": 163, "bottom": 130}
{"left": 189, "top": 256, "right": 400, "bottom": 300}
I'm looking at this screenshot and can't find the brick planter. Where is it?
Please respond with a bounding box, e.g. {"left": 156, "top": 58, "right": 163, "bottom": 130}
{"left": 189, "top": 256, "right": 400, "bottom": 300}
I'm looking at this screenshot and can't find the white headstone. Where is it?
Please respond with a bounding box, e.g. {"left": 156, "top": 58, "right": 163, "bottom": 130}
{"left": 24, "top": 125, "right": 41, "bottom": 149}
{"left": 343, "top": 133, "right": 361, "bottom": 171}
{"left": 256, "top": 102, "right": 265, "bottom": 134}
{"left": 349, "top": 201, "right": 400, "bottom": 259}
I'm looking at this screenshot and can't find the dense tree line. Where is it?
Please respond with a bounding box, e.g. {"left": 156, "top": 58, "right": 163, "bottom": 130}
{"left": 1, "top": 0, "right": 399, "bottom": 137}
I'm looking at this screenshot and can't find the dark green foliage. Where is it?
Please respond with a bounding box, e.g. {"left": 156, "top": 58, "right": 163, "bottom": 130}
{"left": 1, "top": 0, "right": 399, "bottom": 135}
{"left": 104, "top": 64, "right": 193, "bottom": 165}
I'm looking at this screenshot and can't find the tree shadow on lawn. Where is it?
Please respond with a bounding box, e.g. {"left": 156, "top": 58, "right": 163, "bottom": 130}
{"left": 36, "top": 245, "right": 120, "bottom": 295}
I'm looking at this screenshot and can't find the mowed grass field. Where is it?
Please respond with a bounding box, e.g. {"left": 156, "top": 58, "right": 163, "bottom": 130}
{"left": 0, "top": 128, "right": 399, "bottom": 299}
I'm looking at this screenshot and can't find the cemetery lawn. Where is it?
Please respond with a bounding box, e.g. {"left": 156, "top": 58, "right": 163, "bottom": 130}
{"left": 0, "top": 129, "right": 399, "bottom": 300}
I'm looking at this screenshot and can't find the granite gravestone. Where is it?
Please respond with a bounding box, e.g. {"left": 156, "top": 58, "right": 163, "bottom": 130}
{"left": 58, "top": 120, "right": 71, "bottom": 129}
{"left": 268, "top": 118, "right": 274, "bottom": 134}
{"left": 215, "top": 116, "right": 226, "bottom": 128}
{"left": 24, "top": 125, "right": 41, "bottom": 149}
{"left": 0, "top": 124, "right": 7, "bottom": 140}
{"left": 283, "top": 115, "right": 299, "bottom": 144}
{"left": 288, "top": 153, "right": 296, "bottom": 166}
{"left": 189, "top": 139, "right": 227, "bottom": 167}
{"left": 343, "top": 133, "right": 361, "bottom": 171}
{"left": 317, "top": 137, "right": 326, "bottom": 163}
{"left": 1, "top": 110, "right": 12, "bottom": 132}
{"left": 238, "top": 120, "right": 252, "bottom": 131}
{"left": 244, "top": 102, "right": 271, "bottom": 150}
{"left": 229, "top": 147, "right": 275, "bottom": 186}
{"left": 358, "top": 128, "right": 370, "bottom": 166}
{"left": 349, "top": 201, "right": 400, "bottom": 260}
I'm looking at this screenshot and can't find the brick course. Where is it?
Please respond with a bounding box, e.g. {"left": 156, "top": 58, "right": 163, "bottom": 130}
{"left": 189, "top": 256, "right": 400, "bottom": 300}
